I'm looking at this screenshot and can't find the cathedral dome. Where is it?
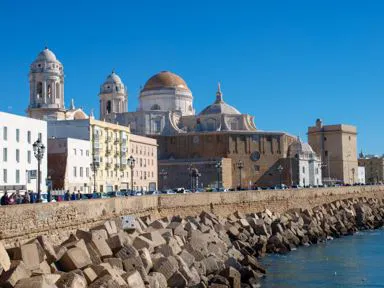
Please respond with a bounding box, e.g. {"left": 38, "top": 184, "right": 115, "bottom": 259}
{"left": 104, "top": 70, "right": 123, "bottom": 84}
{"left": 34, "top": 48, "right": 60, "bottom": 63}
{"left": 142, "top": 71, "right": 190, "bottom": 92}
{"left": 199, "top": 83, "right": 241, "bottom": 115}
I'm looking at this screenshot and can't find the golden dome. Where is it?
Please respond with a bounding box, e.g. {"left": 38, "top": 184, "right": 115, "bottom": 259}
{"left": 142, "top": 71, "right": 190, "bottom": 92}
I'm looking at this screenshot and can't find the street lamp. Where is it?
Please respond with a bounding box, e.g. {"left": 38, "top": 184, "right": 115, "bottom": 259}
{"left": 277, "top": 164, "right": 284, "bottom": 187}
{"left": 33, "top": 138, "right": 45, "bottom": 202}
{"left": 215, "top": 161, "right": 222, "bottom": 191}
{"left": 159, "top": 169, "right": 168, "bottom": 190}
{"left": 191, "top": 168, "right": 201, "bottom": 190}
{"left": 90, "top": 160, "right": 99, "bottom": 194}
{"left": 236, "top": 160, "right": 244, "bottom": 190}
{"left": 128, "top": 156, "right": 136, "bottom": 193}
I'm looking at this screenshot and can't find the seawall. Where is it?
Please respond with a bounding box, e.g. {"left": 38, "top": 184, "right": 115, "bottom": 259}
{"left": 1, "top": 185, "right": 384, "bottom": 247}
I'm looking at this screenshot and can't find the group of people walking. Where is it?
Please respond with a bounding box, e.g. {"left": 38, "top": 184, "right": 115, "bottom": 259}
{"left": 0, "top": 190, "right": 84, "bottom": 205}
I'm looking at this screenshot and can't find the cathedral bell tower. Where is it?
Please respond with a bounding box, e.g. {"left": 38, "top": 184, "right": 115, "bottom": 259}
{"left": 99, "top": 70, "right": 127, "bottom": 120}
{"left": 27, "top": 47, "right": 65, "bottom": 120}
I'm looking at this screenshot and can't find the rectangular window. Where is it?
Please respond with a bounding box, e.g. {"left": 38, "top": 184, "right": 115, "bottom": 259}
{"left": 3, "top": 127, "right": 7, "bottom": 140}
{"left": 16, "top": 149, "right": 20, "bottom": 163}
{"left": 86, "top": 150, "right": 89, "bottom": 156}
{"left": 16, "top": 129, "right": 20, "bottom": 142}
{"left": 16, "top": 170, "right": 20, "bottom": 183}
{"left": 80, "top": 167, "right": 83, "bottom": 177}
{"left": 80, "top": 149, "right": 83, "bottom": 156}
{"left": 3, "top": 169, "right": 7, "bottom": 183}
{"left": 3, "top": 148, "right": 7, "bottom": 162}
{"left": 27, "top": 131, "right": 31, "bottom": 144}
{"left": 38, "top": 132, "right": 42, "bottom": 141}
{"left": 73, "top": 149, "right": 76, "bottom": 155}
{"left": 73, "top": 166, "right": 77, "bottom": 177}
{"left": 302, "top": 166, "right": 305, "bottom": 173}
{"left": 86, "top": 167, "right": 89, "bottom": 177}
{"left": 27, "top": 151, "right": 31, "bottom": 164}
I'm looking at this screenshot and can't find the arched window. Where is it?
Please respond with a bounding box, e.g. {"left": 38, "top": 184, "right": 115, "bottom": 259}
{"left": 107, "top": 100, "right": 112, "bottom": 114}
{"left": 47, "top": 84, "right": 52, "bottom": 98}
{"left": 36, "top": 82, "right": 43, "bottom": 98}
{"left": 151, "top": 104, "right": 161, "bottom": 110}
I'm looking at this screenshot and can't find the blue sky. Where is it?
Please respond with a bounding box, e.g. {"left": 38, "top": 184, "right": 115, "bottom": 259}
{"left": 0, "top": 0, "right": 383, "bottom": 154}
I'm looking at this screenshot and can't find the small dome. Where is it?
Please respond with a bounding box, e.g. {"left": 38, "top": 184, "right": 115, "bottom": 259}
{"left": 289, "top": 140, "right": 315, "bottom": 157}
{"left": 199, "top": 102, "right": 241, "bottom": 115}
{"left": 35, "top": 48, "right": 59, "bottom": 63}
{"left": 199, "top": 83, "right": 241, "bottom": 115}
{"left": 142, "top": 71, "right": 190, "bottom": 92}
{"left": 104, "top": 70, "right": 123, "bottom": 84}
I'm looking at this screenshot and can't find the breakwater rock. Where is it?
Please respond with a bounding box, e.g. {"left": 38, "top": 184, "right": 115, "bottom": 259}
{"left": 0, "top": 197, "right": 382, "bottom": 287}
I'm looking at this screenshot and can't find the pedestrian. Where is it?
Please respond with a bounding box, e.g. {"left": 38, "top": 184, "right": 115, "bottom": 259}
{"left": 22, "top": 193, "right": 30, "bottom": 204}
{"left": 8, "top": 193, "right": 16, "bottom": 205}
{"left": 1, "top": 192, "right": 8, "bottom": 206}
{"left": 15, "top": 191, "right": 22, "bottom": 204}
{"left": 64, "top": 190, "right": 70, "bottom": 201}
{"left": 77, "top": 190, "right": 81, "bottom": 200}
{"left": 71, "top": 192, "right": 76, "bottom": 201}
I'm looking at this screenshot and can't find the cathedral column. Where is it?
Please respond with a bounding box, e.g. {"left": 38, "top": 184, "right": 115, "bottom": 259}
{"left": 61, "top": 82, "right": 64, "bottom": 108}
{"left": 43, "top": 81, "right": 47, "bottom": 104}
{"left": 51, "top": 81, "right": 55, "bottom": 104}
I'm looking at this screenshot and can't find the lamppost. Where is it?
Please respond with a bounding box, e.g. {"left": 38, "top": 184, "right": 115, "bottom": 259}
{"left": 277, "top": 164, "right": 283, "bottom": 187}
{"left": 188, "top": 164, "right": 194, "bottom": 190}
{"left": 159, "top": 169, "right": 168, "bottom": 190}
{"left": 236, "top": 160, "right": 244, "bottom": 190}
{"left": 215, "top": 161, "right": 222, "bottom": 191}
{"left": 33, "top": 139, "right": 45, "bottom": 203}
{"left": 192, "top": 168, "right": 201, "bottom": 190}
{"left": 128, "top": 156, "right": 136, "bottom": 193}
{"left": 90, "top": 160, "right": 99, "bottom": 194}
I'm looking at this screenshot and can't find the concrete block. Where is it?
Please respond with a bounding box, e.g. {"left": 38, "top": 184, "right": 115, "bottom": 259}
{"left": 103, "top": 257, "right": 123, "bottom": 270}
{"left": 99, "top": 267, "right": 127, "bottom": 286}
{"left": 115, "top": 244, "right": 139, "bottom": 260}
{"left": 85, "top": 243, "right": 101, "bottom": 265}
{"left": 103, "top": 220, "right": 118, "bottom": 237}
{"left": 90, "top": 239, "right": 113, "bottom": 259}
{"left": 125, "top": 270, "right": 145, "bottom": 288}
{"left": 0, "top": 260, "right": 31, "bottom": 288}
{"left": 141, "top": 231, "right": 166, "bottom": 247}
{"left": 152, "top": 257, "right": 177, "bottom": 280}
{"left": 219, "top": 266, "right": 241, "bottom": 288}
{"left": 133, "top": 236, "right": 155, "bottom": 251}
{"left": 149, "top": 272, "right": 167, "bottom": 288}
{"left": 167, "top": 271, "right": 187, "bottom": 287}
{"left": 179, "top": 249, "right": 195, "bottom": 268}
{"left": 14, "top": 276, "right": 57, "bottom": 288}
{"left": 88, "top": 274, "right": 121, "bottom": 288}
{"left": 57, "top": 247, "right": 92, "bottom": 272}
{"left": 139, "top": 248, "right": 153, "bottom": 273}
{"left": 82, "top": 267, "right": 97, "bottom": 284}
{"left": 19, "top": 241, "right": 46, "bottom": 270}
{"left": 36, "top": 236, "right": 57, "bottom": 264}
{"left": 0, "top": 240, "right": 11, "bottom": 272}
{"left": 106, "top": 234, "right": 126, "bottom": 254}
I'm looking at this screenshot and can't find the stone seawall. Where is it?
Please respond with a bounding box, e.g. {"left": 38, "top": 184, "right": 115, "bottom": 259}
{"left": 1, "top": 186, "right": 384, "bottom": 247}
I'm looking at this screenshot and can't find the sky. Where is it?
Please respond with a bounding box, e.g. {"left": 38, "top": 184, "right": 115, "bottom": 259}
{"left": 0, "top": 0, "right": 383, "bottom": 154}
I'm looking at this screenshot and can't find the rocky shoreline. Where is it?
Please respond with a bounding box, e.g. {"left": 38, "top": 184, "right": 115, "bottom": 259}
{"left": 0, "top": 197, "right": 382, "bottom": 287}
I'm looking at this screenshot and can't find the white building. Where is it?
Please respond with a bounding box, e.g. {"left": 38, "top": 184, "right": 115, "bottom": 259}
{"left": 48, "top": 138, "right": 92, "bottom": 193}
{"left": 0, "top": 112, "right": 47, "bottom": 193}
{"left": 357, "top": 166, "right": 366, "bottom": 184}
{"left": 288, "top": 140, "right": 322, "bottom": 187}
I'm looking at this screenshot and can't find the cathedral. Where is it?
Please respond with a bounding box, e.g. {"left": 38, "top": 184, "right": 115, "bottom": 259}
{"left": 27, "top": 47, "right": 322, "bottom": 189}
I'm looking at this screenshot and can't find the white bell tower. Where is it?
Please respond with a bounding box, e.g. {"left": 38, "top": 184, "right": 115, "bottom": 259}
{"left": 28, "top": 47, "right": 65, "bottom": 119}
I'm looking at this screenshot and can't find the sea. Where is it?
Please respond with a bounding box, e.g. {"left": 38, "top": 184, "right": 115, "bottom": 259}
{"left": 260, "top": 229, "right": 384, "bottom": 287}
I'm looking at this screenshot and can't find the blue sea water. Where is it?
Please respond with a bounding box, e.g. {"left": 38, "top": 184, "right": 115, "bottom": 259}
{"left": 260, "top": 229, "right": 384, "bottom": 287}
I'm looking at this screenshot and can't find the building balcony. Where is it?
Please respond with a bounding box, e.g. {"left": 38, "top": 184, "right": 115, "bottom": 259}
{"left": 115, "top": 164, "right": 120, "bottom": 170}
{"left": 94, "top": 142, "right": 103, "bottom": 149}
{"left": 105, "top": 162, "right": 112, "bottom": 168}
{"left": 114, "top": 139, "right": 119, "bottom": 144}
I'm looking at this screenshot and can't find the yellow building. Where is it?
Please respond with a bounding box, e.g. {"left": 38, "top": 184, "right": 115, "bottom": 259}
{"left": 48, "top": 117, "right": 158, "bottom": 193}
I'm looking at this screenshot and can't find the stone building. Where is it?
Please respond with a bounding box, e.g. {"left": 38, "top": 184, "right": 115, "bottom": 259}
{"left": 48, "top": 118, "right": 157, "bottom": 192}
{"left": 308, "top": 119, "right": 358, "bottom": 185}
{"left": 27, "top": 48, "right": 87, "bottom": 121}
{"left": 358, "top": 154, "right": 384, "bottom": 184}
